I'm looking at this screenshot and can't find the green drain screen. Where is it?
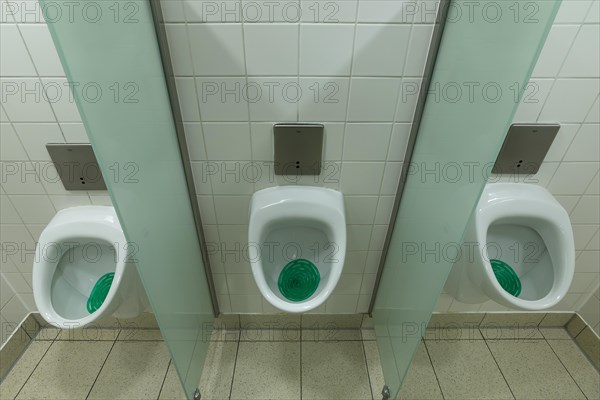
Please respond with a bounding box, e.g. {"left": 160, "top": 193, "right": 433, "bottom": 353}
{"left": 278, "top": 259, "right": 320, "bottom": 302}
{"left": 87, "top": 272, "right": 115, "bottom": 313}
{"left": 491, "top": 259, "right": 522, "bottom": 297}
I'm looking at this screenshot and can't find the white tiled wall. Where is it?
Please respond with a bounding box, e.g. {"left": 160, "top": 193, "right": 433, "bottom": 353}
{"left": 578, "top": 285, "right": 600, "bottom": 334}
{"left": 438, "top": 0, "right": 600, "bottom": 313}
{"left": 162, "top": 0, "right": 439, "bottom": 313}
{"left": 0, "top": 0, "right": 112, "bottom": 344}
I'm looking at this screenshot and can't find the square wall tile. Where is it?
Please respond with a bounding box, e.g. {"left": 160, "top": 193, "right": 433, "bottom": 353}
{"left": 10, "top": 195, "right": 56, "bottom": 224}
{"left": 395, "top": 78, "right": 421, "bottom": 122}
{"left": 563, "top": 124, "right": 600, "bottom": 162}
{"left": 532, "top": 24, "right": 579, "bottom": 78}
{"left": 13, "top": 123, "right": 64, "bottom": 161}
{"left": 188, "top": 24, "right": 245, "bottom": 75}
{"left": 539, "top": 79, "right": 600, "bottom": 123}
{"left": 175, "top": 77, "right": 200, "bottom": 121}
{"left": 184, "top": 123, "right": 206, "bottom": 161}
{"left": 356, "top": 0, "right": 413, "bottom": 23}
{"left": 300, "top": 0, "right": 358, "bottom": 23}
{"left": 40, "top": 78, "right": 81, "bottom": 122}
{"left": 164, "top": 24, "right": 193, "bottom": 76}
{"left": 571, "top": 196, "right": 600, "bottom": 224}
{"left": 60, "top": 123, "right": 88, "bottom": 143}
{"left": 344, "top": 196, "right": 378, "bottom": 225}
{"left": 352, "top": 24, "right": 410, "bottom": 76}
{"left": 548, "top": 162, "right": 598, "bottom": 195}
{"left": 513, "top": 79, "right": 554, "bottom": 122}
{"left": 1, "top": 78, "right": 56, "bottom": 122}
{"left": 250, "top": 123, "right": 273, "bottom": 160}
{"left": 0, "top": 123, "right": 28, "bottom": 161}
{"left": 343, "top": 123, "right": 392, "bottom": 161}
{"left": 555, "top": 0, "right": 593, "bottom": 23}
{"left": 299, "top": 24, "right": 354, "bottom": 76}
{"left": 244, "top": 24, "right": 298, "bottom": 75}
{"left": 213, "top": 195, "right": 251, "bottom": 224}
{"left": 19, "top": 24, "right": 64, "bottom": 76}
{"left": 203, "top": 123, "right": 251, "bottom": 160}
{"left": 0, "top": 24, "right": 36, "bottom": 77}
{"left": 247, "top": 77, "right": 298, "bottom": 121}
{"left": 544, "top": 124, "right": 579, "bottom": 162}
{"left": 185, "top": 0, "right": 241, "bottom": 23}
{"left": 196, "top": 77, "right": 249, "bottom": 121}
{"left": 347, "top": 78, "right": 401, "bottom": 122}
{"left": 340, "top": 162, "right": 385, "bottom": 194}
{"left": 298, "top": 78, "right": 349, "bottom": 122}
{"left": 241, "top": 0, "right": 301, "bottom": 23}
{"left": 560, "top": 25, "right": 600, "bottom": 78}
{"left": 404, "top": 24, "right": 434, "bottom": 77}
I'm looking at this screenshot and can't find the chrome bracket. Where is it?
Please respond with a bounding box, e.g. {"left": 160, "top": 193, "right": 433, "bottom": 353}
{"left": 382, "top": 385, "right": 391, "bottom": 400}
{"left": 193, "top": 388, "right": 201, "bottom": 400}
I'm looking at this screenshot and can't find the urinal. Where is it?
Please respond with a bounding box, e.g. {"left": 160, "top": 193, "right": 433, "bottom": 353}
{"left": 248, "top": 186, "right": 346, "bottom": 313}
{"left": 33, "top": 206, "right": 148, "bottom": 328}
{"left": 445, "top": 183, "right": 575, "bottom": 310}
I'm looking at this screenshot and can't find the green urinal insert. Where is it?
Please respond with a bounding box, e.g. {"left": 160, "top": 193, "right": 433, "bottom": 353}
{"left": 87, "top": 272, "right": 115, "bottom": 314}
{"left": 491, "top": 259, "right": 522, "bottom": 297}
{"left": 278, "top": 259, "right": 320, "bottom": 302}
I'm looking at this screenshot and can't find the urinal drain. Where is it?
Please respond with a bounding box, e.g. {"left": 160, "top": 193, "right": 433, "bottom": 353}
{"left": 491, "top": 259, "right": 522, "bottom": 297}
{"left": 278, "top": 259, "right": 320, "bottom": 302}
{"left": 87, "top": 272, "right": 115, "bottom": 314}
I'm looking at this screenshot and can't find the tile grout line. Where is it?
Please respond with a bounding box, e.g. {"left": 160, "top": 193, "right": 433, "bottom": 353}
{"left": 156, "top": 359, "right": 173, "bottom": 400}
{"left": 227, "top": 328, "right": 241, "bottom": 400}
{"left": 544, "top": 338, "right": 589, "bottom": 399}
{"left": 422, "top": 340, "right": 446, "bottom": 400}
{"left": 84, "top": 338, "right": 118, "bottom": 400}
{"left": 481, "top": 338, "right": 517, "bottom": 400}
{"left": 11, "top": 332, "right": 55, "bottom": 399}
{"left": 359, "top": 339, "right": 375, "bottom": 400}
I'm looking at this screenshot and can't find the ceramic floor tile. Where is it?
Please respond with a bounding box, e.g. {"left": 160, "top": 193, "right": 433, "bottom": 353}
{"left": 487, "top": 340, "right": 585, "bottom": 399}
{"left": 0, "top": 341, "right": 51, "bottom": 400}
{"left": 547, "top": 339, "right": 600, "bottom": 400}
{"left": 426, "top": 340, "right": 513, "bottom": 399}
{"left": 302, "top": 341, "right": 371, "bottom": 400}
{"left": 158, "top": 362, "right": 186, "bottom": 400}
{"left": 87, "top": 341, "right": 171, "bottom": 399}
{"left": 574, "top": 327, "right": 600, "bottom": 370}
{"left": 200, "top": 341, "right": 238, "bottom": 399}
{"left": 361, "top": 328, "right": 376, "bottom": 341}
{"left": 362, "top": 341, "right": 385, "bottom": 400}
{"left": 397, "top": 342, "right": 443, "bottom": 400}
{"left": 424, "top": 327, "right": 483, "bottom": 341}
{"left": 240, "top": 328, "right": 300, "bottom": 342}
{"left": 0, "top": 328, "right": 31, "bottom": 379}
{"left": 301, "top": 329, "right": 361, "bottom": 341}
{"left": 34, "top": 327, "right": 60, "bottom": 341}
{"left": 117, "top": 329, "right": 163, "bottom": 341}
{"left": 539, "top": 327, "right": 572, "bottom": 340}
{"left": 480, "top": 326, "right": 543, "bottom": 341}
{"left": 56, "top": 328, "right": 119, "bottom": 341}
{"left": 210, "top": 329, "right": 240, "bottom": 342}
{"left": 566, "top": 315, "right": 587, "bottom": 337}
{"left": 427, "top": 313, "right": 485, "bottom": 329}
{"left": 539, "top": 313, "right": 574, "bottom": 327}
{"left": 231, "top": 341, "right": 300, "bottom": 400}
{"left": 16, "top": 341, "right": 113, "bottom": 400}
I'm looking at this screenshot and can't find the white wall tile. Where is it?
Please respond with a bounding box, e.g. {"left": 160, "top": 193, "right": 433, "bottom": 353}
{"left": 59, "top": 123, "right": 88, "bottom": 143}
{"left": 347, "top": 224, "right": 373, "bottom": 251}
{"left": 89, "top": 195, "right": 113, "bottom": 206}
{"left": 247, "top": 77, "right": 298, "bottom": 121}
{"left": 299, "top": 24, "right": 354, "bottom": 76}
{"left": 1, "top": 295, "right": 28, "bottom": 327}
{"left": 353, "top": 25, "right": 410, "bottom": 76}
{"left": 165, "top": 24, "right": 193, "bottom": 76}
{"left": 347, "top": 78, "right": 401, "bottom": 121}
{"left": 586, "top": 229, "right": 599, "bottom": 250}
{"left": 571, "top": 196, "right": 600, "bottom": 224}
{"left": 555, "top": 195, "right": 581, "bottom": 214}
{"left": 576, "top": 250, "right": 600, "bottom": 272}
{"left": 344, "top": 196, "right": 378, "bottom": 224}
{"left": 563, "top": 124, "right": 600, "bottom": 162}
{"left": 573, "top": 224, "right": 599, "bottom": 249}
{"left": 196, "top": 77, "right": 249, "bottom": 121}
{"left": 323, "top": 123, "right": 344, "bottom": 160}
{"left": 184, "top": 0, "right": 241, "bottom": 23}
{"left": 356, "top": 0, "right": 410, "bottom": 23}
{"left": 374, "top": 196, "right": 394, "bottom": 225}
{"left": 548, "top": 162, "right": 598, "bottom": 194}
{"left": 369, "top": 224, "right": 387, "bottom": 251}
{"left": 161, "top": 0, "right": 186, "bottom": 22}
{"left": 343, "top": 123, "right": 392, "bottom": 161}
{"left": 343, "top": 251, "right": 367, "bottom": 273}
{"left": 532, "top": 25, "right": 579, "bottom": 78}
{"left": 0, "top": 78, "right": 55, "bottom": 122}
{"left": 340, "top": 162, "right": 385, "bottom": 194}
{"left": 539, "top": 79, "right": 600, "bottom": 122}
{"left": 586, "top": 172, "right": 599, "bottom": 195}
{"left": 554, "top": 0, "right": 593, "bottom": 23}
{"left": 3, "top": 272, "right": 30, "bottom": 293}
{"left": 242, "top": 0, "right": 301, "bottom": 23}
{"left": 0, "top": 123, "right": 28, "bottom": 161}
{"left": 19, "top": 24, "right": 64, "bottom": 76}
{"left": 300, "top": 0, "right": 357, "bottom": 23}
{"left": 325, "top": 294, "right": 358, "bottom": 313}
{"left": 188, "top": 24, "right": 245, "bottom": 75}
{"left": 49, "top": 195, "right": 91, "bottom": 210}
{"left": 213, "top": 195, "right": 251, "bottom": 224}
{"left": 0, "top": 161, "right": 46, "bottom": 194}
{"left": 404, "top": 24, "right": 434, "bottom": 77}
{"left": 395, "top": 78, "right": 421, "bottom": 122}
{"left": 560, "top": 25, "right": 600, "bottom": 77}
{"left": 230, "top": 294, "right": 262, "bottom": 313}
{"left": 544, "top": 124, "right": 579, "bottom": 161}
{"left": 10, "top": 194, "right": 55, "bottom": 223}
{"left": 586, "top": 0, "right": 600, "bottom": 22}
{"left": 1, "top": 274, "right": 15, "bottom": 309}
{"left": 585, "top": 96, "right": 599, "bottom": 123}
{"left": 250, "top": 123, "right": 273, "bottom": 160}
{"left": 0, "top": 24, "right": 36, "bottom": 76}
{"left": 0, "top": 195, "right": 22, "bottom": 223}
{"left": 203, "top": 123, "right": 251, "bottom": 160}
{"left": 40, "top": 78, "right": 80, "bottom": 122}
{"left": 380, "top": 162, "right": 402, "bottom": 195}
{"left": 512, "top": 79, "right": 554, "bottom": 122}
{"left": 298, "top": 78, "right": 349, "bottom": 122}
{"left": 13, "top": 123, "right": 64, "bottom": 160}
{"left": 387, "top": 123, "right": 411, "bottom": 161}
{"left": 175, "top": 77, "right": 201, "bottom": 121}
{"left": 226, "top": 274, "right": 260, "bottom": 294}
{"left": 184, "top": 123, "right": 206, "bottom": 161}
{"left": 244, "top": 24, "right": 298, "bottom": 75}
{"left": 197, "top": 195, "right": 217, "bottom": 224}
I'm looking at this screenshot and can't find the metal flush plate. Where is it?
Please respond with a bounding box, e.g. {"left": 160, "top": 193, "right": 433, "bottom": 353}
{"left": 46, "top": 144, "right": 107, "bottom": 190}
{"left": 274, "top": 123, "right": 324, "bottom": 175}
{"left": 492, "top": 123, "right": 560, "bottom": 175}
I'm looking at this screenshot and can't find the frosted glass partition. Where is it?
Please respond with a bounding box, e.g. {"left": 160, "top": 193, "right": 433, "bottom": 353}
{"left": 42, "top": 1, "right": 214, "bottom": 398}
{"left": 372, "top": 0, "right": 560, "bottom": 396}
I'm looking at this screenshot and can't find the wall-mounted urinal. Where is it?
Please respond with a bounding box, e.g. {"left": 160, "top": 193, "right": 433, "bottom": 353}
{"left": 33, "top": 206, "right": 148, "bottom": 328}
{"left": 445, "top": 183, "right": 575, "bottom": 310}
{"left": 248, "top": 186, "right": 346, "bottom": 313}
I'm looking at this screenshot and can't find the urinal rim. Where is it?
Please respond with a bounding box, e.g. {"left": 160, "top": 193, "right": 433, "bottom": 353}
{"left": 474, "top": 183, "right": 575, "bottom": 310}
{"left": 33, "top": 207, "right": 129, "bottom": 328}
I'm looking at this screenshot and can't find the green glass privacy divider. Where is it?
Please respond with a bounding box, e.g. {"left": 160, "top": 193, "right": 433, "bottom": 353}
{"left": 372, "top": 0, "right": 560, "bottom": 397}
{"left": 42, "top": 1, "right": 214, "bottom": 398}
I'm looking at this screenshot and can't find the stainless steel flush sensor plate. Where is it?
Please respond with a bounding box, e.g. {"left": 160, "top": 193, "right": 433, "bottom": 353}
{"left": 492, "top": 123, "right": 560, "bottom": 175}
{"left": 274, "top": 123, "right": 324, "bottom": 175}
{"left": 46, "top": 143, "right": 107, "bottom": 190}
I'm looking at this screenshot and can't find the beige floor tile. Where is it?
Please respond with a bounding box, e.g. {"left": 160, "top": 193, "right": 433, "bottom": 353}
{"left": 302, "top": 341, "right": 371, "bottom": 400}
{"left": 158, "top": 362, "right": 186, "bottom": 400}
{"left": 213, "top": 314, "right": 240, "bottom": 330}
{"left": 16, "top": 341, "right": 112, "bottom": 400}
{"left": 301, "top": 314, "right": 363, "bottom": 329}
{"left": 0, "top": 341, "right": 51, "bottom": 400}
{"left": 539, "top": 313, "right": 574, "bottom": 327}
{"left": 424, "top": 327, "right": 483, "bottom": 341}
{"left": 362, "top": 341, "right": 385, "bottom": 399}
{"left": 87, "top": 341, "right": 171, "bottom": 399}
{"left": 117, "top": 329, "right": 163, "bottom": 341}
{"left": 539, "top": 327, "right": 572, "bottom": 340}
{"left": 480, "top": 313, "right": 546, "bottom": 327}
{"left": 487, "top": 340, "right": 585, "bottom": 399}
{"left": 240, "top": 328, "right": 301, "bottom": 341}
{"left": 231, "top": 341, "right": 300, "bottom": 400}
{"left": 361, "top": 328, "right": 376, "bottom": 341}
{"left": 0, "top": 327, "right": 31, "bottom": 379}
{"left": 34, "top": 327, "right": 60, "bottom": 341}
{"left": 210, "top": 329, "right": 240, "bottom": 342}
{"left": 199, "top": 341, "right": 238, "bottom": 399}
{"left": 427, "top": 313, "right": 485, "bottom": 329}
{"left": 547, "top": 339, "right": 600, "bottom": 400}
{"left": 397, "top": 342, "right": 443, "bottom": 400}
{"left": 301, "top": 329, "right": 361, "bottom": 341}
{"left": 56, "top": 328, "right": 120, "bottom": 341}
{"left": 566, "top": 315, "right": 587, "bottom": 337}
{"left": 240, "top": 314, "right": 301, "bottom": 329}
{"left": 426, "top": 340, "right": 513, "bottom": 399}
{"left": 574, "top": 327, "right": 600, "bottom": 369}
{"left": 480, "top": 326, "right": 543, "bottom": 341}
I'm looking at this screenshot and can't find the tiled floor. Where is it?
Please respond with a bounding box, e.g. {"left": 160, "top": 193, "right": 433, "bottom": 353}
{"left": 1, "top": 326, "right": 598, "bottom": 400}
